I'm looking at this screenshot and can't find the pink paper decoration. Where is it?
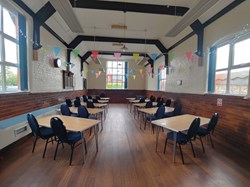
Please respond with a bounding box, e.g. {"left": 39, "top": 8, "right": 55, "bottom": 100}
{"left": 159, "top": 65, "right": 164, "bottom": 70}
{"left": 95, "top": 73, "right": 99, "bottom": 78}
{"left": 186, "top": 51, "right": 192, "bottom": 61}
{"left": 141, "top": 74, "right": 144, "bottom": 79}
{"left": 114, "top": 52, "right": 121, "bottom": 60}
{"left": 149, "top": 67, "right": 153, "bottom": 73}
{"left": 92, "top": 51, "right": 99, "bottom": 60}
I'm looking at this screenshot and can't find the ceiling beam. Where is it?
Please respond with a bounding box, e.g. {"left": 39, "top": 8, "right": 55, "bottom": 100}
{"left": 69, "top": 35, "right": 167, "bottom": 53}
{"left": 69, "top": 0, "right": 189, "bottom": 16}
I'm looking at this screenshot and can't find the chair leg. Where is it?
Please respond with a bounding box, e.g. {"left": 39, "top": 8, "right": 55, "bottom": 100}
{"left": 152, "top": 124, "right": 155, "bottom": 134}
{"left": 69, "top": 144, "right": 75, "bottom": 165}
{"left": 54, "top": 142, "right": 59, "bottom": 160}
{"left": 199, "top": 136, "right": 205, "bottom": 153}
{"left": 89, "top": 127, "right": 92, "bottom": 136}
{"left": 190, "top": 141, "right": 195, "bottom": 157}
{"left": 32, "top": 136, "right": 38, "bottom": 153}
{"left": 144, "top": 120, "right": 147, "bottom": 130}
{"left": 84, "top": 138, "right": 87, "bottom": 154}
{"left": 42, "top": 139, "right": 49, "bottom": 158}
{"left": 163, "top": 138, "right": 168, "bottom": 154}
{"left": 209, "top": 134, "right": 214, "bottom": 148}
{"left": 179, "top": 144, "right": 184, "bottom": 164}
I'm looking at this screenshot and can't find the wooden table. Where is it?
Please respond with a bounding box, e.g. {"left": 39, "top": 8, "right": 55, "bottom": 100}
{"left": 133, "top": 102, "right": 158, "bottom": 118}
{"left": 69, "top": 107, "right": 105, "bottom": 130}
{"left": 37, "top": 115, "right": 100, "bottom": 164}
{"left": 126, "top": 97, "right": 135, "bottom": 108}
{"left": 100, "top": 97, "right": 110, "bottom": 100}
{"left": 151, "top": 114, "right": 210, "bottom": 163}
{"left": 128, "top": 99, "right": 150, "bottom": 112}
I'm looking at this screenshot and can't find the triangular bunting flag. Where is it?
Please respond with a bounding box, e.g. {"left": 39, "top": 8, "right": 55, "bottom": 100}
{"left": 133, "top": 53, "right": 139, "bottom": 62}
{"left": 72, "top": 49, "right": 79, "bottom": 58}
{"left": 98, "top": 70, "right": 102, "bottom": 75}
{"left": 151, "top": 53, "right": 158, "bottom": 61}
{"left": 159, "top": 65, "right": 164, "bottom": 70}
{"left": 141, "top": 74, "right": 144, "bottom": 79}
{"left": 186, "top": 51, "right": 192, "bottom": 61}
{"left": 53, "top": 46, "right": 61, "bottom": 56}
{"left": 92, "top": 51, "right": 99, "bottom": 60}
{"left": 149, "top": 67, "right": 153, "bottom": 73}
{"left": 84, "top": 69, "right": 88, "bottom": 75}
{"left": 95, "top": 73, "right": 99, "bottom": 78}
{"left": 91, "top": 70, "right": 95, "bottom": 74}
{"left": 114, "top": 52, "right": 121, "bottom": 60}
{"left": 130, "top": 69, "right": 135, "bottom": 75}
{"left": 139, "top": 69, "right": 143, "bottom": 74}
{"left": 168, "top": 51, "right": 174, "bottom": 62}
{"left": 133, "top": 75, "right": 136, "bottom": 80}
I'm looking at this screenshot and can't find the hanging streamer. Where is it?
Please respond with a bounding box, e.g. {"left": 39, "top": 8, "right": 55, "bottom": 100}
{"left": 72, "top": 49, "right": 79, "bottom": 58}
{"left": 151, "top": 53, "right": 158, "bottom": 61}
{"left": 53, "top": 46, "right": 61, "bottom": 56}
{"left": 186, "top": 51, "right": 192, "bottom": 61}
{"left": 92, "top": 51, "right": 99, "bottom": 60}
{"left": 133, "top": 53, "right": 139, "bottom": 62}
{"left": 114, "top": 52, "right": 121, "bottom": 60}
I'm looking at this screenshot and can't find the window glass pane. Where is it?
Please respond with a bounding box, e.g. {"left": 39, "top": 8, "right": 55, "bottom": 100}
{"left": 106, "top": 61, "right": 126, "bottom": 89}
{"left": 107, "top": 61, "right": 112, "bottom": 67}
{"left": 6, "top": 66, "right": 19, "bottom": 92}
{"left": 216, "top": 44, "right": 229, "bottom": 70}
{"left": 113, "top": 61, "right": 118, "bottom": 68}
{"left": 0, "top": 5, "right": 2, "bottom": 31}
{"left": 0, "top": 36, "right": 2, "bottom": 61}
{"left": 234, "top": 39, "right": 250, "bottom": 66}
{"left": 112, "top": 69, "right": 117, "bottom": 74}
{"left": 229, "top": 67, "right": 249, "bottom": 95}
{"left": 4, "top": 39, "right": 18, "bottom": 64}
{"left": 3, "top": 8, "right": 18, "bottom": 39}
{"left": 215, "top": 70, "right": 227, "bottom": 94}
{"left": 0, "top": 66, "right": 2, "bottom": 91}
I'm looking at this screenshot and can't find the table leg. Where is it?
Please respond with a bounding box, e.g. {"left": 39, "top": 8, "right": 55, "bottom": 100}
{"left": 155, "top": 125, "right": 160, "bottom": 152}
{"left": 94, "top": 124, "right": 99, "bottom": 152}
{"left": 81, "top": 132, "right": 85, "bottom": 164}
{"left": 101, "top": 111, "right": 103, "bottom": 131}
{"left": 173, "top": 132, "right": 177, "bottom": 163}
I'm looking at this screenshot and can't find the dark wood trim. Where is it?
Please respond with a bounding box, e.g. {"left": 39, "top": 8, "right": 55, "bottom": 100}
{"left": 190, "top": 20, "right": 204, "bottom": 57}
{"left": 36, "top": 2, "right": 56, "bottom": 24}
{"left": 70, "top": 0, "right": 189, "bottom": 16}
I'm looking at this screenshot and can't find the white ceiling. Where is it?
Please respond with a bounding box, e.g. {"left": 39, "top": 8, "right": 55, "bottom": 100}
{"left": 21, "top": 0, "right": 235, "bottom": 60}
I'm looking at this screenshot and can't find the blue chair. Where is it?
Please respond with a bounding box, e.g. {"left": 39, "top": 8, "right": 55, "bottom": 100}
{"left": 27, "top": 113, "right": 54, "bottom": 158}
{"left": 156, "top": 97, "right": 161, "bottom": 103}
{"left": 66, "top": 99, "right": 72, "bottom": 107}
{"left": 145, "top": 101, "right": 153, "bottom": 108}
{"left": 88, "top": 95, "right": 92, "bottom": 99}
{"left": 198, "top": 113, "right": 219, "bottom": 152}
{"left": 157, "top": 100, "right": 164, "bottom": 107}
{"left": 83, "top": 96, "right": 88, "bottom": 102}
{"left": 75, "top": 97, "right": 80, "bottom": 101}
{"left": 74, "top": 99, "right": 81, "bottom": 107}
{"left": 87, "top": 101, "right": 95, "bottom": 108}
{"left": 93, "top": 98, "right": 98, "bottom": 103}
{"left": 78, "top": 106, "right": 97, "bottom": 136}
{"left": 50, "top": 117, "right": 86, "bottom": 165}
{"left": 96, "top": 96, "right": 101, "bottom": 100}
{"left": 165, "top": 104, "right": 182, "bottom": 117}
{"left": 60, "top": 104, "right": 78, "bottom": 117}
{"left": 164, "top": 118, "right": 200, "bottom": 164}
{"left": 150, "top": 95, "right": 155, "bottom": 102}
{"left": 165, "top": 99, "right": 172, "bottom": 107}
{"left": 144, "top": 106, "right": 165, "bottom": 132}
{"left": 139, "top": 98, "right": 145, "bottom": 103}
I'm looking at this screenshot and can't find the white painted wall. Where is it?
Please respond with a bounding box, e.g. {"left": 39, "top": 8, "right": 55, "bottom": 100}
{"left": 87, "top": 58, "right": 145, "bottom": 90}
{"left": 30, "top": 28, "right": 84, "bottom": 92}
{"left": 146, "top": 0, "right": 250, "bottom": 94}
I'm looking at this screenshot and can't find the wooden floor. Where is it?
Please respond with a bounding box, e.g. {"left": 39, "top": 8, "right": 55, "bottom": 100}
{"left": 0, "top": 104, "right": 250, "bottom": 187}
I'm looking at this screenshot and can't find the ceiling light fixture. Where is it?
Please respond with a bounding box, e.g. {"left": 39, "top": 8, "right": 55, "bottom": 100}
{"left": 165, "top": 0, "right": 218, "bottom": 37}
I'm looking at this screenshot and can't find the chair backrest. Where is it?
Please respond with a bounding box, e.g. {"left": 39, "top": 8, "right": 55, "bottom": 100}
{"left": 150, "top": 96, "right": 156, "bottom": 102}
{"left": 207, "top": 113, "right": 219, "bottom": 133}
{"left": 74, "top": 99, "right": 81, "bottom": 107}
{"left": 83, "top": 96, "right": 88, "bottom": 102}
{"left": 75, "top": 97, "right": 80, "bottom": 101}
{"left": 187, "top": 118, "right": 201, "bottom": 140}
{"left": 27, "top": 113, "right": 41, "bottom": 137}
{"left": 88, "top": 95, "right": 92, "bottom": 99}
{"left": 165, "top": 99, "right": 172, "bottom": 107}
{"left": 60, "top": 104, "right": 71, "bottom": 116}
{"left": 157, "top": 100, "right": 164, "bottom": 107}
{"left": 173, "top": 104, "right": 182, "bottom": 116}
{"left": 87, "top": 101, "right": 95, "bottom": 108}
{"left": 50, "top": 117, "right": 68, "bottom": 142}
{"left": 145, "top": 101, "right": 153, "bottom": 108}
{"left": 96, "top": 96, "right": 101, "bottom": 100}
{"left": 139, "top": 98, "right": 145, "bottom": 103}
{"left": 135, "top": 95, "right": 141, "bottom": 100}
{"left": 156, "top": 97, "right": 161, "bottom": 103}
{"left": 78, "top": 106, "right": 89, "bottom": 118}
{"left": 142, "top": 95, "right": 147, "bottom": 99}
{"left": 65, "top": 99, "right": 72, "bottom": 107}
{"left": 155, "top": 106, "right": 165, "bottom": 119}
{"left": 93, "top": 98, "right": 98, "bottom": 103}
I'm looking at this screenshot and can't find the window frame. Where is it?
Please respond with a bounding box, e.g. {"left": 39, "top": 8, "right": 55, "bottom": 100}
{"left": 106, "top": 60, "right": 128, "bottom": 89}
{"left": 208, "top": 33, "right": 250, "bottom": 96}
{"left": 158, "top": 67, "right": 166, "bottom": 91}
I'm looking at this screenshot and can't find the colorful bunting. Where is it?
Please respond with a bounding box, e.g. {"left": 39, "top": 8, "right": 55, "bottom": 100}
{"left": 41, "top": 47, "right": 46, "bottom": 55}
{"left": 159, "top": 65, "right": 164, "bottom": 70}
{"left": 72, "top": 49, "right": 79, "bottom": 58}
{"left": 130, "top": 69, "right": 135, "bottom": 75}
{"left": 92, "top": 51, "right": 99, "bottom": 60}
{"left": 168, "top": 51, "right": 174, "bottom": 62}
{"left": 91, "top": 70, "right": 95, "bottom": 74}
{"left": 186, "top": 51, "right": 192, "bottom": 61}
{"left": 98, "top": 70, "right": 102, "bottom": 75}
{"left": 53, "top": 46, "right": 61, "bottom": 56}
{"left": 141, "top": 74, "right": 144, "bottom": 79}
{"left": 133, "top": 75, "right": 136, "bottom": 80}
{"left": 84, "top": 69, "right": 88, "bottom": 75}
{"left": 95, "top": 73, "right": 99, "bottom": 78}
{"left": 149, "top": 67, "right": 153, "bottom": 73}
{"left": 139, "top": 69, "right": 143, "bottom": 74}
{"left": 133, "top": 53, "right": 139, "bottom": 62}
{"left": 151, "top": 53, "right": 158, "bottom": 61}
{"left": 114, "top": 52, "right": 121, "bottom": 60}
